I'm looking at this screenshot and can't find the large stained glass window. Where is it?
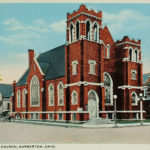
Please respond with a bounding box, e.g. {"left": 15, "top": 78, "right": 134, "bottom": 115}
{"left": 30, "top": 76, "right": 40, "bottom": 106}
{"left": 58, "top": 82, "right": 64, "bottom": 105}
{"left": 104, "top": 73, "right": 113, "bottom": 104}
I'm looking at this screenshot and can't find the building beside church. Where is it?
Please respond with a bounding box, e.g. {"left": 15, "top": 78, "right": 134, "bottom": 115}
{"left": 11, "top": 5, "right": 144, "bottom": 121}
{"left": 143, "top": 73, "right": 150, "bottom": 100}
{"left": 143, "top": 73, "right": 150, "bottom": 119}
{"left": 0, "top": 84, "right": 12, "bottom": 116}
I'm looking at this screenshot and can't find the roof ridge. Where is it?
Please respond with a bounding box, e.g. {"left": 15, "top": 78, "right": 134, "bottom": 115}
{"left": 17, "top": 68, "right": 29, "bottom": 83}
{"left": 38, "top": 44, "right": 65, "bottom": 57}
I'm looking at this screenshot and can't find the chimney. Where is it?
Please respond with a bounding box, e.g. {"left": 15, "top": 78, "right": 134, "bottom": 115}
{"left": 12, "top": 80, "right": 16, "bottom": 90}
{"left": 28, "top": 49, "right": 35, "bottom": 68}
{"left": 12, "top": 80, "right": 16, "bottom": 112}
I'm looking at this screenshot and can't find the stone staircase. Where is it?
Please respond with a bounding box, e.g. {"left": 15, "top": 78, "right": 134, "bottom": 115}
{"left": 82, "top": 118, "right": 114, "bottom": 127}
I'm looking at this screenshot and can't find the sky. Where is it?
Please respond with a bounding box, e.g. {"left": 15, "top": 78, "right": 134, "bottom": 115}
{"left": 0, "top": 3, "right": 150, "bottom": 84}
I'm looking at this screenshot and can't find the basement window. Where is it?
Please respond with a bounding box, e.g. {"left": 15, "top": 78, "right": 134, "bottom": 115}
{"left": 58, "top": 113, "right": 63, "bottom": 120}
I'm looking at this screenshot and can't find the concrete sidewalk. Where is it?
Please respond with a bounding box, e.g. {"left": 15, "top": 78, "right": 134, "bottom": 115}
{"left": 13, "top": 119, "right": 150, "bottom": 128}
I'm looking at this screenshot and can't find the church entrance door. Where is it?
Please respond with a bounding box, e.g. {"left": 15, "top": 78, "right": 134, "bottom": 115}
{"left": 88, "top": 90, "right": 99, "bottom": 119}
{"left": 88, "top": 99, "right": 97, "bottom": 118}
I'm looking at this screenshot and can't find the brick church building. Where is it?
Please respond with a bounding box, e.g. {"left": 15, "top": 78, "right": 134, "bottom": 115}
{"left": 11, "top": 5, "right": 144, "bottom": 122}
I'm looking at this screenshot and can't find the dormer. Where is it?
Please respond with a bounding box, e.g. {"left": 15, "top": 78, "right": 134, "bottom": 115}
{"left": 66, "top": 5, "right": 102, "bottom": 44}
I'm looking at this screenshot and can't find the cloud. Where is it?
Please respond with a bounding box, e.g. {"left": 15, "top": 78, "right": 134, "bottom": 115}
{"left": 0, "top": 31, "right": 41, "bottom": 46}
{"left": 50, "top": 19, "right": 66, "bottom": 32}
{"left": 87, "top": 6, "right": 98, "bottom": 12}
{"left": 2, "top": 18, "right": 66, "bottom": 39}
{"left": 3, "top": 18, "right": 24, "bottom": 30}
{"left": 3, "top": 18, "right": 21, "bottom": 25}
{"left": 103, "top": 9, "right": 150, "bottom": 39}
{"left": 102, "top": 9, "right": 150, "bottom": 73}
{"left": 0, "top": 35, "right": 13, "bottom": 43}
{"left": 33, "top": 19, "right": 46, "bottom": 25}
{"left": 3, "top": 18, "right": 51, "bottom": 32}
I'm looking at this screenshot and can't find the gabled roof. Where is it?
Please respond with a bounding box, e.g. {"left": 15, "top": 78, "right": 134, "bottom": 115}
{"left": 16, "top": 44, "right": 65, "bottom": 87}
{"left": 143, "top": 73, "right": 150, "bottom": 84}
{"left": 16, "top": 69, "right": 30, "bottom": 87}
{"left": 37, "top": 44, "right": 65, "bottom": 80}
{"left": 0, "top": 84, "right": 12, "bottom": 98}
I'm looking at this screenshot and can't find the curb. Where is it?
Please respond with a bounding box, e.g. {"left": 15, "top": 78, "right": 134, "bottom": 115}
{"left": 9, "top": 120, "right": 150, "bottom": 128}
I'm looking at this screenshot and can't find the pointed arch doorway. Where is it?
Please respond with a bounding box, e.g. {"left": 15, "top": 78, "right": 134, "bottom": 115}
{"left": 88, "top": 90, "right": 99, "bottom": 119}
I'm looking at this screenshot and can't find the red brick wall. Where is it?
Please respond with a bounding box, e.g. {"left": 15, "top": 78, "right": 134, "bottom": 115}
{"left": 15, "top": 85, "right": 27, "bottom": 113}
{"left": 13, "top": 5, "right": 143, "bottom": 121}
{"left": 45, "top": 77, "right": 66, "bottom": 112}
{"left": 26, "top": 59, "right": 44, "bottom": 112}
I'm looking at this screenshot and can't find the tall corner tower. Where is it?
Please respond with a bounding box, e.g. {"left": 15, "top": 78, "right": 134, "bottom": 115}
{"left": 66, "top": 4, "right": 103, "bottom": 44}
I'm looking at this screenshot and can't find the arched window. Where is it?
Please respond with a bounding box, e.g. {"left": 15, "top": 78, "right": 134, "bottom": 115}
{"left": 139, "top": 52, "right": 141, "bottom": 61}
{"left": 23, "top": 89, "right": 26, "bottom": 107}
{"left": 135, "top": 49, "right": 138, "bottom": 62}
{"left": 106, "top": 44, "right": 110, "bottom": 59}
{"left": 76, "top": 21, "right": 80, "bottom": 40}
{"left": 58, "top": 82, "right": 64, "bottom": 105}
{"left": 71, "top": 90, "right": 78, "bottom": 105}
{"left": 49, "top": 84, "right": 54, "bottom": 106}
{"left": 129, "top": 48, "right": 132, "bottom": 61}
{"left": 30, "top": 75, "right": 40, "bottom": 106}
{"left": 17, "top": 90, "right": 21, "bottom": 108}
{"left": 94, "top": 23, "right": 98, "bottom": 42}
{"left": 70, "top": 24, "right": 74, "bottom": 43}
{"left": 86, "top": 21, "right": 90, "bottom": 40}
{"left": 131, "top": 92, "right": 138, "bottom": 105}
{"left": 72, "top": 60, "right": 78, "bottom": 75}
{"left": 104, "top": 73, "right": 113, "bottom": 105}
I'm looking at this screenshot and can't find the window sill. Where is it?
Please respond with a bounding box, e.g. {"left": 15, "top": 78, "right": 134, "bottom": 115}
{"left": 105, "top": 103, "right": 113, "bottom": 106}
{"left": 30, "top": 105, "right": 40, "bottom": 107}
{"left": 104, "top": 57, "right": 110, "bottom": 60}
{"left": 48, "top": 104, "right": 54, "bottom": 107}
{"left": 58, "top": 104, "right": 64, "bottom": 106}
{"left": 131, "top": 78, "right": 137, "bottom": 80}
{"left": 132, "top": 103, "right": 138, "bottom": 106}
{"left": 88, "top": 72, "right": 96, "bottom": 75}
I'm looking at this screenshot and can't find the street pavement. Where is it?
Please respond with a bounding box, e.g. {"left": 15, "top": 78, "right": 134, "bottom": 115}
{"left": 0, "top": 122, "right": 150, "bottom": 144}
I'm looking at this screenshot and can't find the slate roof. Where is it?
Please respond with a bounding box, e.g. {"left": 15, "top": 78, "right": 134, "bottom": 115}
{"left": 37, "top": 45, "right": 65, "bottom": 80}
{"left": 0, "top": 84, "right": 13, "bottom": 98}
{"left": 143, "top": 73, "right": 150, "bottom": 84}
{"left": 16, "top": 44, "right": 65, "bottom": 87}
